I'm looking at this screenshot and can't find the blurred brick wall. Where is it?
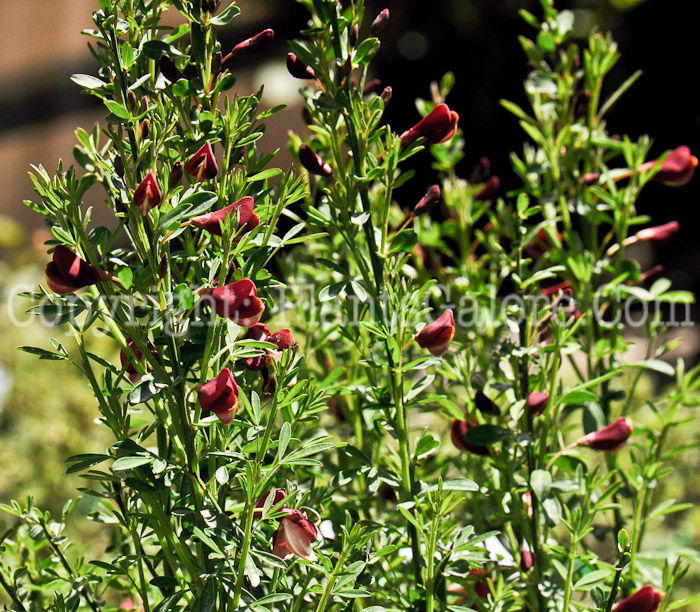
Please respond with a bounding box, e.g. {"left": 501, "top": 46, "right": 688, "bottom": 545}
{"left": 0, "top": 0, "right": 305, "bottom": 235}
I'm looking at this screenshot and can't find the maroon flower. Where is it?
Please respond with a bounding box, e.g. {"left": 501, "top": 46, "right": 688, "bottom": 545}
{"left": 577, "top": 417, "right": 633, "bottom": 451}
{"left": 119, "top": 338, "right": 160, "bottom": 383}
{"left": 134, "top": 170, "right": 162, "bottom": 215}
{"left": 204, "top": 279, "right": 265, "bottom": 327}
{"left": 370, "top": 8, "right": 390, "bottom": 35}
{"left": 244, "top": 323, "right": 295, "bottom": 371}
{"left": 45, "top": 245, "right": 109, "bottom": 295}
{"left": 636, "top": 221, "right": 679, "bottom": 244}
{"left": 474, "top": 390, "right": 500, "bottom": 416}
{"left": 399, "top": 103, "right": 459, "bottom": 148}
{"left": 254, "top": 488, "right": 287, "bottom": 517}
{"left": 188, "top": 196, "right": 260, "bottom": 237}
{"left": 527, "top": 391, "right": 549, "bottom": 416}
{"left": 469, "top": 568, "right": 491, "bottom": 598}
{"left": 644, "top": 145, "right": 698, "bottom": 186}
{"left": 451, "top": 417, "right": 490, "bottom": 456}
{"left": 287, "top": 53, "right": 315, "bottom": 79}
{"left": 298, "top": 144, "right": 332, "bottom": 177}
{"left": 415, "top": 309, "right": 455, "bottom": 357}
{"left": 271, "top": 509, "right": 319, "bottom": 561}
{"left": 231, "top": 29, "right": 274, "bottom": 57}
{"left": 612, "top": 585, "right": 663, "bottom": 612}
{"left": 474, "top": 175, "right": 500, "bottom": 201}
{"left": 413, "top": 185, "right": 441, "bottom": 217}
{"left": 185, "top": 141, "right": 218, "bottom": 182}
{"left": 520, "top": 549, "right": 534, "bottom": 573}
{"left": 198, "top": 367, "right": 239, "bottom": 425}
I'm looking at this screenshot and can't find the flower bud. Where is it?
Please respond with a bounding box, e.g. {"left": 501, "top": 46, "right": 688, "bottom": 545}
{"left": 157, "top": 254, "right": 169, "bottom": 279}
{"left": 612, "top": 585, "right": 663, "bottom": 612}
{"left": 203, "top": 279, "right": 265, "bottom": 327}
{"left": 114, "top": 155, "right": 125, "bottom": 178}
{"left": 211, "top": 51, "right": 222, "bottom": 76}
{"left": 168, "top": 161, "right": 184, "bottom": 190}
{"left": 45, "top": 245, "right": 109, "bottom": 295}
{"left": 298, "top": 144, "right": 332, "bottom": 177}
{"left": 134, "top": 170, "right": 162, "bottom": 215}
{"left": 159, "top": 56, "right": 184, "bottom": 83}
{"left": 451, "top": 417, "right": 490, "bottom": 456}
{"left": 370, "top": 8, "right": 390, "bottom": 35}
{"left": 520, "top": 549, "right": 534, "bottom": 573}
{"left": 254, "top": 488, "right": 287, "bottom": 517}
{"left": 188, "top": 196, "right": 259, "bottom": 237}
{"left": 140, "top": 119, "right": 149, "bottom": 140}
{"left": 647, "top": 145, "right": 698, "bottom": 186}
{"left": 231, "top": 29, "right": 274, "bottom": 57}
{"left": 287, "top": 53, "right": 315, "bottom": 79}
{"left": 413, "top": 185, "right": 441, "bottom": 217}
{"left": 474, "top": 390, "right": 500, "bottom": 416}
{"left": 400, "top": 103, "right": 459, "bottom": 148}
{"left": 527, "top": 391, "right": 549, "bottom": 416}
{"left": 272, "top": 509, "right": 319, "bottom": 561}
{"left": 474, "top": 175, "right": 500, "bottom": 201}
{"left": 415, "top": 309, "right": 455, "bottom": 357}
{"left": 349, "top": 24, "right": 359, "bottom": 47}
{"left": 198, "top": 368, "right": 239, "bottom": 425}
{"left": 582, "top": 172, "right": 600, "bottom": 186}
{"left": 380, "top": 85, "right": 393, "bottom": 106}
{"left": 185, "top": 141, "right": 218, "bottom": 182}
{"left": 245, "top": 323, "right": 272, "bottom": 371}
{"left": 201, "top": 0, "right": 220, "bottom": 14}
{"left": 127, "top": 90, "right": 138, "bottom": 111}
{"left": 635, "top": 221, "right": 679, "bottom": 244}
{"left": 577, "top": 417, "right": 632, "bottom": 452}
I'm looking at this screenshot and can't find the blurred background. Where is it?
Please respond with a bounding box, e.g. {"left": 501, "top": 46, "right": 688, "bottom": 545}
{"left": 1, "top": 0, "right": 699, "bottom": 599}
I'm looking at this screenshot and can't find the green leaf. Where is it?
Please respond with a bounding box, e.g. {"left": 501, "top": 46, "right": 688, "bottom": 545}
{"left": 630, "top": 359, "right": 675, "bottom": 377}
{"left": 414, "top": 433, "right": 440, "bottom": 460}
{"left": 429, "top": 478, "right": 479, "bottom": 492}
{"left": 117, "top": 266, "right": 133, "bottom": 290}
{"left": 210, "top": 3, "right": 241, "bottom": 26}
{"left": 389, "top": 230, "right": 418, "bottom": 254}
{"left": 248, "top": 168, "right": 282, "bottom": 182}
{"left": 278, "top": 422, "right": 291, "bottom": 460}
{"left": 105, "top": 100, "right": 130, "bottom": 119}
{"left": 71, "top": 74, "right": 108, "bottom": 89}
{"left": 355, "top": 37, "right": 381, "bottom": 65}
{"left": 112, "top": 456, "right": 154, "bottom": 471}
{"left": 198, "top": 576, "right": 217, "bottom": 612}
{"left": 464, "top": 424, "right": 511, "bottom": 446}
{"left": 573, "top": 569, "right": 611, "bottom": 590}
{"left": 18, "top": 346, "right": 67, "bottom": 360}
{"left": 530, "top": 469, "right": 552, "bottom": 502}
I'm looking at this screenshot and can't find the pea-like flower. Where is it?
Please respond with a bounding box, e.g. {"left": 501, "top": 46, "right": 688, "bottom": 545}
{"left": 645, "top": 145, "right": 697, "bottom": 186}
{"left": 612, "top": 585, "right": 663, "bottom": 612}
{"left": 527, "top": 391, "right": 549, "bottom": 416}
{"left": 474, "top": 390, "right": 500, "bottom": 416}
{"left": 45, "top": 245, "right": 109, "bottom": 295}
{"left": 254, "top": 488, "right": 287, "bottom": 517}
{"left": 451, "top": 416, "right": 490, "bottom": 456}
{"left": 413, "top": 185, "right": 441, "bottom": 217}
{"left": 119, "top": 338, "right": 160, "bottom": 383}
{"left": 203, "top": 279, "right": 265, "bottom": 327}
{"left": 198, "top": 367, "right": 239, "bottom": 425}
{"left": 134, "top": 170, "right": 162, "bottom": 215}
{"left": 298, "top": 144, "right": 332, "bottom": 177}
{"left": 231, "top": 29, "right": 274, "bottom": 57}
{"left": 244, "top": 323, "right": 295, "bottom": 371}
{"left": 187, "top": 196, "right": 260, "bottom": 237}
{"left": 577, "top": 417, "right": 633, "bottom": 451}
{"left": 185, "top": 141, "right": 218, "bottom": 182}
{"left": 271, "top": 509, "right": 319, "bottom": 561}
{"left": 399, "top": 103, "right": 459, "bottom": 148}
{"left": 287, "top": 53, "right": 315, "bottom": 79}
{"left": 415, "top": 309, "right": 455, "bottom": 357}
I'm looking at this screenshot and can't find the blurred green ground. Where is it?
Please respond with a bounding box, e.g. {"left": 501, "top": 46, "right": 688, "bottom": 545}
{"left": 1, "top": 219, "right": 700, "bottom": 607}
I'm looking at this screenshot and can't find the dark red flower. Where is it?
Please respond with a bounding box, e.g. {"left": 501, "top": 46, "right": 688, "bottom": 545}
{"left": 527, "top": 391, "right": 549, "bottom": 416}
{"left": 577, "top": 417, "right": 633, "bottom": 451}
{"left": 645, "top": 145, "right": 697, "bottom": 186}
{"left": 231, "top": 29, "right": 274, "bottom": 57}
{"left": 185, "top": 141, "right": 218, "bottom": 182}
{"left": 134, "top": 170, "right": 162, "bottom": 215}
{"left": 188, "top": 196, "right": 260, "bottom": 237}
{"left": 520, "top": 549, "right": 534, "bottom": 573}
{"left": 254, "top": 488, "right": 287, "bottom": 517}
{"left": 636, "top": 221, "right": 679, "bottom": 244}
{"left": 474, "top": 390, "right": 500, "bottom": 416}
{"left": 612, "top": 585, "right": 663, "bottom": 612}
{"left": 469, "top": 568, "right": 491, "bottom": 598}
{"left": 474, "top": 176, "right": 500, "bottom": 201}
{"left": 415, "top": 309, "right": 455, "bottom": 357}
{"left": 45, "top": 245, "right": 109, "bottom": 295}
{"left": 298, "top": 144, "right": 332, "bottom": 177}
{"left": 198, "top": 367, "right": 239, "bottom": 425}
{"left": 244, "top": 323, "right": 295, "bottom": 371}
{"left": 272, "top": 509, "right": 319, "bottom": 561}
{"left": 119, "top": 338, "right": 160, "bottom": 383}
{"left": 370, "top": 8, "right": 390, "bottom": 35}
{"left": 399, "top": 103, "right": 459, "bottom": 148}
{"left": 413, "top": 185, "right": 441, "bottom": 217}
{"left": 287, "top": 53, "right": 315, "bottom": 79}
{"left": 159, "top": 56, "right": 184, "bottom": 83}
{"left": 204, "top": 279, "right": 265, "bottom": 327}
{"left": 451, "top": 417, "right": 490, "bottom": 456}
